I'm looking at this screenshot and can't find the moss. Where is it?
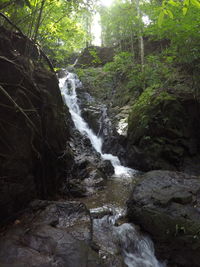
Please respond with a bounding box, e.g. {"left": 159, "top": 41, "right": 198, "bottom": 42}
{"left": 128, "top": 87, "right": 178, "bottom": 144}
{"left": 126, "top": 85, "right": 200, "bottom": 169}
{"left": 76, "top": 67, "right": 114, "bottom": 101}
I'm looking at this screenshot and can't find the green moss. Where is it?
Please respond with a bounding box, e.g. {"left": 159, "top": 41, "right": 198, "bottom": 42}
{"left": 88, "top": 48, "right": 102, "bottom": 64}
{"left": 75, "top": 67, "right": 114, "bottom": 100}
{"left": 128, "top": 87, "right": 178, "bottom": 143}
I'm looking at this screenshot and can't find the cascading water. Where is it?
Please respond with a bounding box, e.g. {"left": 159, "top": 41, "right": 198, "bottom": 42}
{"left": 59, "top": 72, "right": 135, "bottom": 177}
{"left": 92, "top": 208, "right": 165, "bottom": 267}
{"left": 59, "top": 71, "right": 165, "bottom": 267}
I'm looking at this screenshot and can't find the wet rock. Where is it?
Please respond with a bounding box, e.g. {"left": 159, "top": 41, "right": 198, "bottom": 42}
{"left": 69, "top": 128, "right": 114, "bottom": 197}
{"left": 97, "top": 160, "right": 114, "bottom": 177}
{"left": 127, "top": 170, "right": 200, "bottom": 266}
{"left": 74, "top": 68, "right": 126, "bottom": 162}
{"left": 76, "top": 88, "right": 125, "bottom": 164}
{"left": 0, "top": 200, "right": 105, "bottom": 267}
{"left": 82, "top": 169, "right": 106, "bottom": 194}
{"left": 90, "top": 206, "right": 113, "bottom": 219}
{"left": 70, "top": 167, "right": 107, "bottom": 197}
{"left": 78, "top": 94, "right": 114, "bottom": 141}
{"left": 102, "top": 134, "right": 126, "bottom": 158}
{"left": 82, "top": 105, "right": 103, "bottom": 135}
{"left": 57, "top": 68, "right": 68, "bottom": 78}
{"left": 125, "top": 145, "right": 170, "bottom": 172}
{"left": 67, "top": 179, "right": 87, "bottom": 197}
{"left": 93, "top": 216, "right": 126, "bottom": 267}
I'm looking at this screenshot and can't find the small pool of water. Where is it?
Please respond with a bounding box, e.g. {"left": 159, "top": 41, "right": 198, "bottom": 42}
{"left": 78, "top": 175, "right": 137, "bottom": 210}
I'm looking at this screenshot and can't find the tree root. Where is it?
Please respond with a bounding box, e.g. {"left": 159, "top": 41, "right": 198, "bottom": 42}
{"left": 0, "top": 85, "right": 40, "bottom": 136}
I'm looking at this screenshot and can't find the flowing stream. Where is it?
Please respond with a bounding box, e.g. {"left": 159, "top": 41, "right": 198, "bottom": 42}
{"left": 59, "top": 72, "right": 165, "bottom": 267}
{"left": 59, "top": 72, "right": 134, "bottom": 178}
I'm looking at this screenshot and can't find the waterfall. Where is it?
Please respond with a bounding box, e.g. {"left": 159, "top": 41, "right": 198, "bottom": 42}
{"left": 59, "top": 72, "right": 135, "bottom": 177}
{"left": 59, "top": 71, "right": 166, "bottom": 267}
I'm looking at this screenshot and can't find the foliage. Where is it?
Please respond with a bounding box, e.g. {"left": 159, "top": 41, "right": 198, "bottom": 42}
{"left": 1, "top": 0, "right": 200, "bottom": 73}
{"left": 99, "top": 0, "right": 139, "bottom": 49}
{"left": 88, "top": 48, "right": 102, "bottom": 64}
{"left": 128, "top": 86, "right": 177, "bottom": 142}
{"left": 158, "top": 0, "right": 200, "bottom": 26}
{"left": 143, "top": 0, "right": 200, "bottom": 65}
{"left": 0, "top": 0, "right": 95, "bottom": 65}
{"left": 99, "top": 0, "right": 200, "bottom": 70}
{"left": 76, "top": 67, "right": 114, "bottom": 102}
{"left": 103, "top": 52, "right": 133, "bottom": 73}
{"left": 103, "top": 51, "right": 175, "bottom": 95}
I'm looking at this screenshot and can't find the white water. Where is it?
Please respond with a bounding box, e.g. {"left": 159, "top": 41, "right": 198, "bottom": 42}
{"left": 91, "top": 206, "right": 165, "bottom": 267}
{"left": 59, "top": 72, "right": 135, "bottom": 177}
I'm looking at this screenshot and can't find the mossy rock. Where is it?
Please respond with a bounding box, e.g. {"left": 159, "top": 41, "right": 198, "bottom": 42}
{"left": 127, "top": 87, "right": 200, "bottom": 171}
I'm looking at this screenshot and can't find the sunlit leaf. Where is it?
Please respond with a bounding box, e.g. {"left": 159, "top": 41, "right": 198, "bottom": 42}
{"left": 168, "top": 0, "right": 180, "bottom": 7}
{"left": 183, "top": 0, "right": 190, "bottom": 6}
{"left": 167, "top": 9, "right": 174, "bottom": 18}
{"left": 158, "top": 11, "right": 165, "bottom": 27}
{"left": 182, "top": 7, "right": 188, "bottom": 15}
{"left": 191, "top": 0, "right": 200, "bottom": 8}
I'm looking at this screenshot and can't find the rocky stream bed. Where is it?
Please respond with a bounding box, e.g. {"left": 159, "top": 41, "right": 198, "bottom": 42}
{"left": 1, "top": 28, "right": 200, "bottom": 267}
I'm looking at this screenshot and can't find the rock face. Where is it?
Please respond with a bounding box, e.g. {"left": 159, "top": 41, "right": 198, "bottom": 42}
{"left": 127, "top": 87, "right": 200, "bottom": 174}
{"left": 76, "top": 46, "right": 114, "bottom": 68}
{"left": 0, "top": 200, "right": 104, "bottom": 267}
{"left": 127, "top": 170, "right": 200, "bottom": 266}
{"left": 0, "top": 26, "right": 74, "bottom": 225}
{"left": 74, "top": 74, "right": 127, "bottom": 163}
{"left": 68, "top": 130, "right": 114, "bottom": 197}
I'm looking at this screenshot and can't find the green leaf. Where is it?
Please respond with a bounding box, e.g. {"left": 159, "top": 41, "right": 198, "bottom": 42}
{"left": 158, "top": 11, "right": 165, "bottom": 27}
{"left": 183, "top": 0, "right": 190, "bottom": 6}
{"left": 191, "top": 0, "right": 200, "bottom": 8}
{"left": 167, "top": 9, "right": 174, "bottom": 18}
{"left": 168, "top": 0, "right": 180, "bottom": 7}
{"left": 182, "top": 7, "right": 188, "bottom": 15}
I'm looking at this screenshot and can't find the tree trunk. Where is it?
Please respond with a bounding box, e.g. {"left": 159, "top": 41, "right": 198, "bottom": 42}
{"left": 85, "top": 14, "right": 92, "bottom": 48}
{"left": 130, "top": 29, "right": 135, "bottom": 56}
{"left": 139, "top": 35, "right": 144, "bottom": 72}
{"left": 34, "top": 0, "right": 45, "bottom": 43}
{"left": 132, "top": 0, "right": 144, "bottom": 72}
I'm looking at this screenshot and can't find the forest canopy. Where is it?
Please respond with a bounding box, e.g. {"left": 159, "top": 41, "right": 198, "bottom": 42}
{"left": 0, "top": 0, "right": 96, "bottom": 65}
{"left": 0, "top": 0, "right": 200, "bottom": 67}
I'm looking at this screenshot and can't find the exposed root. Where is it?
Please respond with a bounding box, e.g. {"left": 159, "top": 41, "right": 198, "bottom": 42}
{"left": 0, "top": 85, "right": 40, "bottom": 136}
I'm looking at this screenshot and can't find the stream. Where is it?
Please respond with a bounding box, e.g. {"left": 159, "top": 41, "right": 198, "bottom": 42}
{"left": 59, "top": 72, "right": 165, "bottom": 267}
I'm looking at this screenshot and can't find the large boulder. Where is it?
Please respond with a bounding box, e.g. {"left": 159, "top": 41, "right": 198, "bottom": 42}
{"left": 127, "top": 87, "right": 200, "bottom": 174}
{"left": 127, "top": 170, "right": 200, "bottom": 266}
{"left": 66, "top": 130, "right": 114, "bottom": 197}
{"left": 0, "top": 200, "right": 105, "bottom": 267}
{"left": 0, "top": 26, "right": 74, "bottom": 225}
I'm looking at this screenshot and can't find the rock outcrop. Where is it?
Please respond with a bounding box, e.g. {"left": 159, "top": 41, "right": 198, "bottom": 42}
{"left": 0, "top": 26, "right": 74, "bottom": 225}
{"left": 127, "top": 170, "right": 200, "bottom": 266}
{"left": 74, "top": 70, "right": 128, "bottom": 163}
{"left": 76, "top": 46, "right": 114, "bottom": 68}
{"left": 0, "top": 200, "right": 105, "bottom": 267}
{"left": 127, "top": 87, "right": 200, "bottom": 174}
{"left": 68, "top": 130, "right": 114, "bottom": 197}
